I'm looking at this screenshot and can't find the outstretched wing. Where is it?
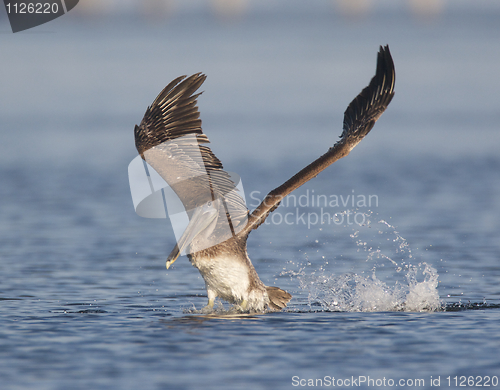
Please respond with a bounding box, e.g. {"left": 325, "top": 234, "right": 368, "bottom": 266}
{"left": 134, "top": 73, "right": 248, "bottom": 229}
{"left": 238, "top": 45, "right": 395, "bottom": 236}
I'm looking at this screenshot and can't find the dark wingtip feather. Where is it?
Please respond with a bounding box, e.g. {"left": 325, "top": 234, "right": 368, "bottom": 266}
{"left": 134, "top": 73, "right": 207, "bottom": 157}
{"left": 240, "top": 46, "right": 396, "bottom": 236}
{"left": 341, "top": 45, "right": 395, "bottom": 144}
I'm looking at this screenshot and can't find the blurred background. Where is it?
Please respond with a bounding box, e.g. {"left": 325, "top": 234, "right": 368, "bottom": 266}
{"left": 2, "top": 0, "right": 500, "bottom": 165}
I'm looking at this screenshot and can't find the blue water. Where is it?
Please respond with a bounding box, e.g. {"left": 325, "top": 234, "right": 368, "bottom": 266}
{"left": 1, "top": 3, "right": 500, "bottom": 389}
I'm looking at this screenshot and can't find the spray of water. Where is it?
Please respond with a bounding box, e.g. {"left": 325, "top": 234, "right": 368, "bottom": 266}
{"left": 284, "top": 213, "right": 443, "bottom": 312}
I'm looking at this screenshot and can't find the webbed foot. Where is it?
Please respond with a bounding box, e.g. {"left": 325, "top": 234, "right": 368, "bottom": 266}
{"left": 201, "top": 298, "right": 215, "bottom": 313}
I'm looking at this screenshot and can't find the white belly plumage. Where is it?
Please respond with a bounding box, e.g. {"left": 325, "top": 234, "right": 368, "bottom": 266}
{"left": 190, "top": 254, "right": 268, "bottom": 310}
{"left": 192, "top": 255, "right": 250, "bottom": 301}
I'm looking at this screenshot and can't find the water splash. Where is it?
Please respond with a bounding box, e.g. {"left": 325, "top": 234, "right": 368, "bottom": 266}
{"left": 284, "top": 215, "right": 443, "bottom": 312}
{"left": 405, "top": 262, "right": 441, "bottom": 311}
{"left": 295, "top": 262, "right": 441, "bottom": 312}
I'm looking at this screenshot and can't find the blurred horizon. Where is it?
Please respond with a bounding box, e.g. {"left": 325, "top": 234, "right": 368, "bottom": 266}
{"left": 2, "top": 0, "right": 500, "bottom": 25}
{"left": 1, "top": 0, "right": 499, "bottom": 168}
{"left": 57, "top": 0, "right": 500, "bottom": 19}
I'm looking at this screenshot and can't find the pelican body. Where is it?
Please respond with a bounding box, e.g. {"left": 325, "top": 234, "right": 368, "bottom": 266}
{"left": 134, "top": 46, "right": 395, "bottom": 312}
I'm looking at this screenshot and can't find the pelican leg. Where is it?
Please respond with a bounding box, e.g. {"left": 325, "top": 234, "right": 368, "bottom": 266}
{"left": 240, "top": 300, "right": 248, "bottom": 311}
{"left": 201, "top": 290, "right": 216, "bottom": 313}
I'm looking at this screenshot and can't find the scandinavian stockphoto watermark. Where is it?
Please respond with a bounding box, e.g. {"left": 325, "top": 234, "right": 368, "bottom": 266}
{"left": 129, "top": 144, "right": 378, "bottom": 249}
{"left": 248, "top": 189, "right": 378, "bottom": 229}
{"left": 3, "top": 0, "right": 79, "bottom": 33}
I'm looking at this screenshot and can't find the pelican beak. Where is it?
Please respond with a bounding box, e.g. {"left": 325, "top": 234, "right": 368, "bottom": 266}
{"left": 166, "top": 201, "right": 218, "bottom": 269}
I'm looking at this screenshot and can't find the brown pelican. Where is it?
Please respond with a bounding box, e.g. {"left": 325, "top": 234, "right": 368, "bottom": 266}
{"left": 134, "top": 45, "right": 395, "bottom": 312}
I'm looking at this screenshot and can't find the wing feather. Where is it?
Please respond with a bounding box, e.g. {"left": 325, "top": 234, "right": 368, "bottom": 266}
{"left": 134, "top": 74, "right": 248, "bottom": 227}
{"left": 238, "top": 45, "right": 395, "bottom": 236}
